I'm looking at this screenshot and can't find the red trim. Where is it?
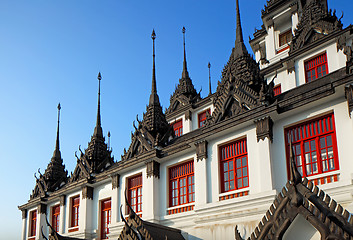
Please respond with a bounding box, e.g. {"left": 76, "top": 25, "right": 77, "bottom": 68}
{"left": 277, "top": 45, "right": 290, "bottom": 54}
{"left": 304, "top": 52, "right": 328, "bottom": 83}
{"left": 219, "top": 138, "right": 249, "bottom": 193}
{"left": 167, "top": 205, "right": 194, "bottom": 215}
{"left": 128, "top": 174, "right": 142, "bottom": 214}
{"left": 68, "top": 227, "right": 79, "bottom": 233}
{"left": 172, "top": 119, "right": 183, "bottom": 137}
{"left": 71, "top": 196, "right": 80, "bottom": 228}
{"left": 198, "top": 109, "right": 210, "bottom": 128}
{"left": 101, "top": 199, "right": 111, "bottom": 240}
{"left": 273, "top": 84, "right": 282, "bottom": 96}
{"left": 169, "top": 161, "right": 195, "bottom": 207}
{"left": 51, "top": 205, "right": 60, "bottom": 232}
{"left": 285, "top": 113, "right": 339, "bottom": 179}
{"left": 219, "top": 190, "right": 249, "bottom": 201}
{"left": 29, "top": 210, "right": 37, "bottom": 237}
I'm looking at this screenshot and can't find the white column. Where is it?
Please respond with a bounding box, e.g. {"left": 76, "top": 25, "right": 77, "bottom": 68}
{"left": 195, "top": 158, "right": 207, "bottom": 206}
{"left": 143, "top": 172, "right": 159, "bottom": 222}
{"left": 37, "top": 204, "right": 47, "bottom": 240}
{"left": 266, "top": 25, "right": 275, "bottom": 60}
{"left": 80, "top": 187, "right": 94, "bottom": 237}
{"left": 257, "top": 137, "right": 274, "bottom": 192}
{"left": 21, "top": 210, "right": 27, "bottom": 240}
{"left": 111, "top": 180, "right": 120, "bottom": 223}
{"left": 59, "top": 202, "right": 66, "bottom": 234}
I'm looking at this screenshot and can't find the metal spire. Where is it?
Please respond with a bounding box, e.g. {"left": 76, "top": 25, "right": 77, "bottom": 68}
{"left": 53, "top": 103, "right": 61, "bottom": 159}
{"left": 182, "top": 26, "right": 189, "bottom": 79}
{"left": 94, "top": 72, "right": 103, "bottom": 137}
{"left": 149, "top": 29, "right": 160, "bottom": 106}
{"left": 208, "top": 62, "right": 212, "bottom": 95}
{"left": 234, "top": 0, "right": 248, "bottom": 58}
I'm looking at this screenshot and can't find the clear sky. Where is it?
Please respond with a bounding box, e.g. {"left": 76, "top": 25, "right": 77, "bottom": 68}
{"left": 0, "top": 0, "right": 352, "bottom": 239}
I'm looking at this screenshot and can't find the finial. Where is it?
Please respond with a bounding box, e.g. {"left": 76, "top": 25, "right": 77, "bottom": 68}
{"left": 182, "top": 26, "right": 189, "bottom": 79}
{"left": 234, "top": 0, "right": 248, "bottom": 58}
{"left": 208, "top": 62, "right": 212, "bottom": 95}
{"left": 94, "top": 72, "right": 103, "bottom": 137}
{"left": 53, "top": 103, "right": 61, "bottom": 159}
{"left": 149, "top": 29, "right": 160, "bottom": 106}
{"left": 107, "top": 131, "right": 111, "bottom": 150}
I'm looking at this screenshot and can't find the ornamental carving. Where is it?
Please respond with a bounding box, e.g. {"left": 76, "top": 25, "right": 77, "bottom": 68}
{"left": 60, "top": 195, "right": 66, "bottom": 206}
{"left": 337, "top": 35, "right": 353, "bottom": 74}
{"left": 289, "top": 0, "right": 343, "bottom": 54}
{"left": 255, "top": 116, "right": 273, "bottom": 142}
{"left": 82, "top": 186, "right": 94, "bottom": 200}
{"left": 146, "top": 160, "right": 160, "bottom": 178}
{"left": 38, "top": 203, "right": 47, "bottom": 214}
{"left": 22, "top": 209, "right": 27, "bottom": 219}
{"left": 111, "top": 174, "right": 120, "bottom": 189}
{"left": 345, "top": 84, "right": 353, "bottom": 117}
{"left": 195, "top": 140, "right": 208, "bottom": 161}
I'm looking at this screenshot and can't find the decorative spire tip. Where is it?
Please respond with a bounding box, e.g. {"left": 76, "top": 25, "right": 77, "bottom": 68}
{"left": 97, "top": 72, "right": 102, "bottom": 81}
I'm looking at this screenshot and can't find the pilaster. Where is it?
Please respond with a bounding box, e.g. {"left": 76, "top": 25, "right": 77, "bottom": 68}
{"left": 80, "top": 186, "right": 94, "bottom": 236}
{"left": 21, "top": 209, "right": 27, "bottom": 240}
{"left": 37, "top": 204, "right": 47, "bottom": 240}
{"left": 194, "top": 140, "right": 208, "bottom": 206}
{"left": 143, "top": 161, "right": 160, "bottom": 221}
{"left": 59, "top": 195, "right": 66, "bottom": 234}
{"left": 111, "top": 174, "right": 120, "bottom": 223}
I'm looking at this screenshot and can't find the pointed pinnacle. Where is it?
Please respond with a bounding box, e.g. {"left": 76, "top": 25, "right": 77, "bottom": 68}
{"left": 94, "top": 72, "right": 103, "bottom": 137}
{"left": 97, "top": 72, "right": 102, "bottom": 81}
{"left": 53, "top": 103, "right": 61, "bottom": 159}
{"left": 208, "top": 62, "right": 212, "bottom": 95}
{"left": 182, "top": 26, "right": 189, "bottom": 79}
{"left": 234, "top": 0, "right": 248, "bottom": 58}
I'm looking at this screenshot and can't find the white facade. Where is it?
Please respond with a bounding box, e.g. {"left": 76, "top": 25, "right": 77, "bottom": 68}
{"left": 19, "top": 1, "right": 353, "bottom": 240}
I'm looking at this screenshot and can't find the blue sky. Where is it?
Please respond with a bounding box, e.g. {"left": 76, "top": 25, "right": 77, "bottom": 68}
{"left": 0, "top": 0, "right": 352, "bottom": 239}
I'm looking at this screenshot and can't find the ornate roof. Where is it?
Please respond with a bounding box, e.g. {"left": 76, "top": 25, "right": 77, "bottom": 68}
{"left": 122, "top": 30, "right": 173, "bottom": 161}
{"left": 69, "top": 73, "right": 114, "bottom": 182}
{"left": 261, "top": 0, "right": 288, "bottom": 17}
{"left": 166, "top": 27, "right": 201, "bottom": 114}
{"left": 289, "top": 0, "right": 343, "bottom": 53}
{"left": 118, "top": 190, "right": 186, "bottom": 240}
{"left": 30, "top": 103, "right": 68, "bottom": 200}
{"left": 234, "top": 143, "right": 353, "bottom": 240}
{"left": 207, "top": 0, "right": 273, "bottom": 125}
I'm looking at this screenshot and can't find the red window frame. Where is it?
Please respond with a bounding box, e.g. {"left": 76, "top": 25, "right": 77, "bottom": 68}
{"left": 279, "top": 30, "right": 292, "bottom": 47}
{"left": 172, "top": 119, "right": 183, "bottom": 137}
{"left": 101, "top": 199, "right": 111, "bottom": 240}
{"left": 198, "top": 109, "right": 210, "bottom": 128}
{"left": 51, "top": 205, "right": 60, "bottom": 232}
{"left": 285, "top": 113, "right": 339, "bottom": 178}
{"left": 29, "top": 210, "right": 37, "bottom": 237}
{"left": 128, "top": 174, "right": 142, "bottom": 214}
{"left": 304, "top": 53, "right": 328, "bottom": 83}
{"left": 273, "top": 84, "right": 281, "bottom": 96}
{"left": 220, "top": 138, "right": 249, "bottom": 193}
{"left": 70, "top": 196, "right": 80, "bottom": 228}
{"left": 169, "top": 161, "right": 195, "bottom": 207}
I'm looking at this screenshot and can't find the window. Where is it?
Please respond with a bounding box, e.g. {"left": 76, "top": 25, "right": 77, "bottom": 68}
{"left": 304, "top": 53, "right": 328, "bottom": 83}
{"left": 70, "top": 196, "right": 80, "bottom": 228}
{"left": 198, "top": 109, "right": 210, "bottom": 128}
{"left": 172, "top": 119, "right": 183, "bottom": 137}
{"left": 51, "top": 205, "right": 60, "bottom": 232}
{"left": 273, "top": 84, "right": 282, "bottom": 96}
{"left": 101, "top": 199, "right": 111, "bottom": 240}
{"left": 285, "top": 113, "right": 339, "bottom": 178}
{"left": 169, "top": 161, "right": 195, "bottom": 207}
{"left": 29, "top": 210, "right": 37, "bottom": 238}
{"left": 128, "top": 174, "right": 142, "bottom": 214}
{"left": 279, "top": 30, "right": 292, "bottom": 47}
{"left": 220, "top": 138, "right": 249, "bottom": 193}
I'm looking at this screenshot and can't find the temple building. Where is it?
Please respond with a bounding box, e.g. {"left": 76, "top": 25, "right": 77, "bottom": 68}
{"left": 18, "top": 0, "right": 353, "bottom": 239}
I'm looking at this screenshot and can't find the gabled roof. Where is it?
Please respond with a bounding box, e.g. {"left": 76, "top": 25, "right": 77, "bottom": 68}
{"left": 166, "top": 27, "right": 201, "bottom": 114}
{"left": 69, "top": 73, "right": 114, "bottom": 183}
{"left": 207, "top": 0, "right": 273, "bottom": 126}
{"left": 289, "top": 0, "right": 343, "bottom": 54}
{"left": 122, "top": 30, "right": 173, "bottom": 161}
{"left": 234, "top": 143, "right": 353, "bottom": 240}
{"left": 30, "top": 103, "right": 68, "bottom": 200}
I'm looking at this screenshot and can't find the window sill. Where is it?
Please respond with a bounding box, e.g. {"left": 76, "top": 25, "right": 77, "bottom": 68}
{"left": 305, "top": 171, "right": 340, "bottom": 185}
{"left": 28, "top": 237, "right": 35, "bottom": 240}
{"left": 68, "top": 227, "right": 79, "bottom": 233}
{"left": 276, "top": 44, "right": 290, "bottom": 54}
{"left": 219, "top": 188, "right": 249, "bottom": 201}
{"left": 167, "top": 203, "right": 194, "bottom": 215}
